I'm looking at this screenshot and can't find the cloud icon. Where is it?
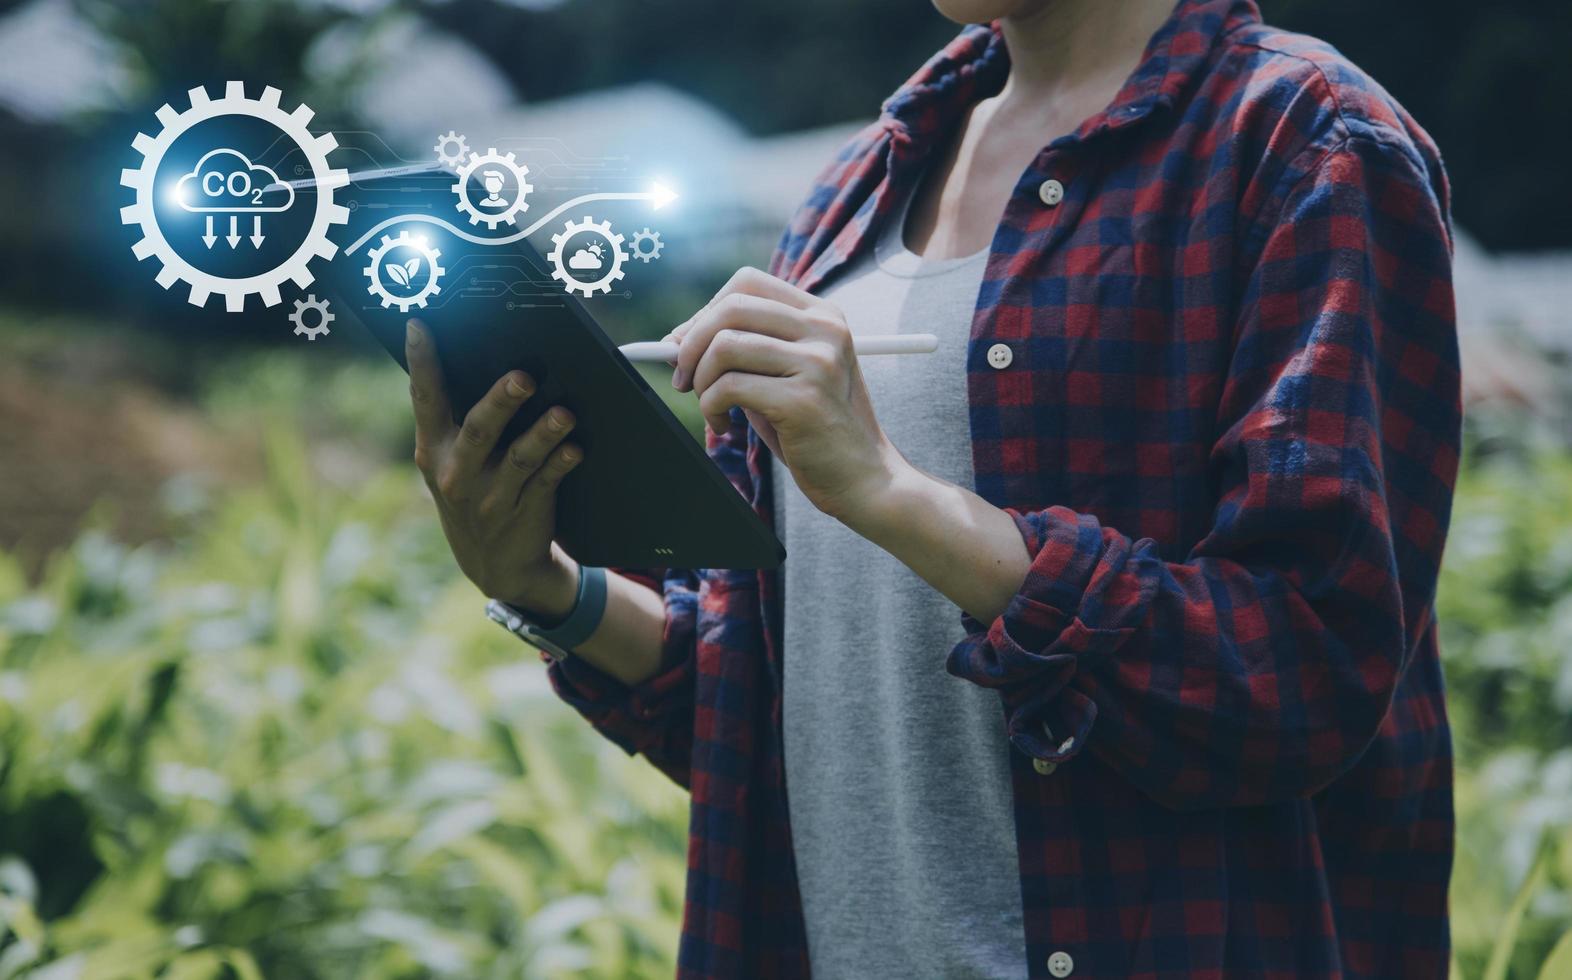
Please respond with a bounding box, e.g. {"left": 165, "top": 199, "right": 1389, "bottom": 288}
{"left": 567, "top": 245, "right": 603, "bottom": 271}
{"left": 176, "top": 148, "right": 294, "bottom": 213}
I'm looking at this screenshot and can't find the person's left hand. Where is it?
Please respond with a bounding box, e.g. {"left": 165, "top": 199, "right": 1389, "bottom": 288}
{"left": 668, "top": 267, "right": 907, "bottom": 524}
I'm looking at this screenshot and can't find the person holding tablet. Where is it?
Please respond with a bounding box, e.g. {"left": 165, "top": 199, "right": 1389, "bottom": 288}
{"left": 406, "top": 0, "right": 1460, "bottom": 976}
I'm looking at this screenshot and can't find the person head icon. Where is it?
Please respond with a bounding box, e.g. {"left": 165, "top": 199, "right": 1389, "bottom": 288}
{"left": 480, "top": 170, "right": 507, "bottom": 208}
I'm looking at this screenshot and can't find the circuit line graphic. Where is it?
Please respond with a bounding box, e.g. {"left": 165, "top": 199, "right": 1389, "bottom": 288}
{"left": 343, "top": 187, "right": 676, "bottom": 256}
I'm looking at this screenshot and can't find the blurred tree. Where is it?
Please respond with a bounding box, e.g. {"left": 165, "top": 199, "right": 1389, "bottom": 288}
{"left": 73, "top": 0, "right": 384, "bottom": 120}
{"left": 0, "top": 0, "right": 399, "bottom": 337}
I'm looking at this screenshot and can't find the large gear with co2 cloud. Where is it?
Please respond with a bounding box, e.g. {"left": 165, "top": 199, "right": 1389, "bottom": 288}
{"left": 547, "top": 216, "right": 627, "bottom": 298}
{"left": 453, "top": 148, "right": 533, "bottom": 229}
{"left": 364, "top": 230, "right": 446, "bottom": 313}
{"left": 120, "top": 81, "right": 350, "bottom": 312}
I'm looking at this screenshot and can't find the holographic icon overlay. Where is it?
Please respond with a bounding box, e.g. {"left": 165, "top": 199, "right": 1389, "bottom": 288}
{"left": 432, "top": 130, "right": 469, "bottom": 172}
{"left": 364, "top": 231, "right": 446, "bottom": 313}
{"left": 452, "top": 148, "right": 533, "bottom": 230}
{"left": 629, "top": 227, "right": 664, "bottom": 262}
{"left": 547, "top": 216, "right": 628, "bottom": 298}
{"left": 120, "top": 82, "right": 349, "bottom": 312}
{"left": 290, "top": 294, "right": 334, "bottom": 340}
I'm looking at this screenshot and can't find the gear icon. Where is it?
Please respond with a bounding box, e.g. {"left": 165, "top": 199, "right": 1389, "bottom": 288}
{"left": 364, "top": 231, "right": 446, "bottom": 313}
{"left": 120, "top": 81, "right": 349, "bottom": 313}
{"left": 290, "top": 294, "right": 334, "bottom": 340}
{"left": 433, "top": 130, "right": 469, "bottom": 171}
{"left": 547, "top": 216, "right": 627, "bottom": 298}
{"left": 453, "top": 148, "right": 532, "bottom": 229}
{"left": 629, "top": 228, "right": 664, "bottom": 262}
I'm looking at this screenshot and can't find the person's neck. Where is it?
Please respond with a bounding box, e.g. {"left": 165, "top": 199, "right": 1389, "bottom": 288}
{"left": 995, "top": 0, "right": 1178, "bottom": 113}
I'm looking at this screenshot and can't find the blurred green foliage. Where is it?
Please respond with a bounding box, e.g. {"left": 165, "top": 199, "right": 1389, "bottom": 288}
{"left": 0, "top": 360, "right": 1569, "bottom": 977}
{"left": 1441, "top": 411, "right": 1572, "bottom": 980}
{"left": 0, "top": 422, "right": 688, "bottom": 978}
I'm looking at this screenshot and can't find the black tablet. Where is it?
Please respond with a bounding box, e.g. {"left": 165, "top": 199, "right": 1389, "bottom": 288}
{"left": 320, "top": 185, "right": 783, "bottom": 570}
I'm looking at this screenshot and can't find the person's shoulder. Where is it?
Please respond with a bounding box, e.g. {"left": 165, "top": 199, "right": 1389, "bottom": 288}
{"left": 799, "top": 119, "right": 891, "bottom": 207}
{"left": 1211, "top": 22, "right": 1442, "bottom": 178}
{"left": 770, "top": 117, "right": 892, "bottom": 277}
{"left": 783, "top": 23, "right": 991, "bottom": 236}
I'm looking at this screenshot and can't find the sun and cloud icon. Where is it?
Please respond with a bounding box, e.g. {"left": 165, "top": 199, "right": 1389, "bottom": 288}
{"left": 175, "top": 148, "right": 295, "bottom": 213}
{"left": 567, "top": 243, "right": 606, "bottom": 270}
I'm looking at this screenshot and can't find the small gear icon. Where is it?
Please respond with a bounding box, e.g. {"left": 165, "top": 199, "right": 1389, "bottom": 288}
{"left": 433, "top": 130, "right": 469, "bottom": 171}
{"left": 547, "top": 216, "right": 627, "bottom": 298}
{"left": 629, "top": 228, "right": 664, "bottom": 262}
{"left": 120, "top": 81, "right": 349, "bottom": 312}
{"left": 453, "top": 148, "right": 532, "bottom": 229}
{"left": 364, "top": 231, "right": 446, "bottom": 312}
{"left": 290, "top": 294, "right": 334, "bottom": 340}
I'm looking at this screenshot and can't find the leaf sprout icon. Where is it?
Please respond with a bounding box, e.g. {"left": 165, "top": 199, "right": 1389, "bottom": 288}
{"left": 384, "top": 258, "right": 422, "bottom": 289}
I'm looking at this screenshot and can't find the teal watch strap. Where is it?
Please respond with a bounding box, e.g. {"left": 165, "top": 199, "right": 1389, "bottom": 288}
{"left": 485, "top": 564, "right": 608, "bottom": 662}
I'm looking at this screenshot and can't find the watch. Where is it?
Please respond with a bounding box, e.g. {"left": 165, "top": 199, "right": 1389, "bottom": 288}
{"left": 484, "top": 564, "right": 608, "bottom": 662}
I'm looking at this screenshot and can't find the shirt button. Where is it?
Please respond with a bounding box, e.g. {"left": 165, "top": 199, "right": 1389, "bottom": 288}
{"left": 1047, "top": 950, "right": 1075, "bottom": 977}
{"left": 1032, "top": 757, "right": 1057, "bottom": 776}
{"left": 986, "top": 342, "right": 1013, "bottom": 369}
{"left": 1038, "top": 178, "right": 1065, "bottom": 207}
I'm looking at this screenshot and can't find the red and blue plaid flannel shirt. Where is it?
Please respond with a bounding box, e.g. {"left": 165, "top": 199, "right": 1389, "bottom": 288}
{"left": 547, "top": 1, "right": 1460, "bottom": 976}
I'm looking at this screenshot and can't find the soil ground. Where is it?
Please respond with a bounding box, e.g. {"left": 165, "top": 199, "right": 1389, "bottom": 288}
{"left": 0, "top": 327, "right": 259, "bottom": 575}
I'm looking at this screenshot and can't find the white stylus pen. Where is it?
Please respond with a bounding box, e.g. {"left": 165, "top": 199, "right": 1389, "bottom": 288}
{"left": 618, "top": 333, "right": 939, "bottom": 363}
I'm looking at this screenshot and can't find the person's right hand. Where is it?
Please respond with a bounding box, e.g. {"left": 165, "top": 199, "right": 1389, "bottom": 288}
{"left": 405, "top": 318, "right": 583, "bottom": 620}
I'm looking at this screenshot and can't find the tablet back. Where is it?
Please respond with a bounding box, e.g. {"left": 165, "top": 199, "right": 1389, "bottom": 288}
{"left": 320, "top": 170, "right": 783, "bottom": 570}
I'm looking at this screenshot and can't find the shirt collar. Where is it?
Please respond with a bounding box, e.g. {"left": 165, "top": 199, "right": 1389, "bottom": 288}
{"left": 880, "top": 0, "right": 1261, "bottom": 151}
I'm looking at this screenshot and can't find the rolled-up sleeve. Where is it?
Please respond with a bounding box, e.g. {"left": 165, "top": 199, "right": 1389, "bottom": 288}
{"left": 545, "top": 567, "right": 699, "bottom": 789}
{"left": 949, "top": 135, "right": 1460, "bottom": 810}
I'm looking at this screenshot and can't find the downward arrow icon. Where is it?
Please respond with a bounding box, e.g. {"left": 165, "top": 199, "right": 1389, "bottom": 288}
{"left": 249, "top": 214, "right": 265, "bottom": 249}
{"left": 202, "top": 215, "right": 216, "bottom": 249}
{"left": 225, "top": 215, "right": 241, "bottom": 249}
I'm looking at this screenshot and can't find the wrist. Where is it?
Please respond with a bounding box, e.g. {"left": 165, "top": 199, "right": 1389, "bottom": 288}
{"left": 487, "top": 562, "right": 609, "bottom": 662}
{"left": 833, "top": 450, "right": 931, "bottom": 543}
{"left": 503, "top": 548, "right": 580, "bottom": 624}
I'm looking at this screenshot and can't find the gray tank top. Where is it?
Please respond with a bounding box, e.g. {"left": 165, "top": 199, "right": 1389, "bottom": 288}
{"left": 772, "top": 182, "right": 1027, "bottom": 979}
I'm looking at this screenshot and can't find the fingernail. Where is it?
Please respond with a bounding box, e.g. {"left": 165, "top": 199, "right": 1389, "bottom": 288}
{"left": 406, "top": 320, "right": 423, "bottom": 346}
{"left": 560, "top": 448, "right": 579, "bottom": 464}
{"left": 672, "top": 366, "right": 688, "bottom": 389}
{"left": 505, "top": 374, "right": 527, "bottom": 397}
{"left": 548, "top": 408, "right": 569, "bottom": 430}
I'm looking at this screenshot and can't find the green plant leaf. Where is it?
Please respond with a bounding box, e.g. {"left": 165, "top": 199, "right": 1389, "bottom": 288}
{"left": 1536, "top": 927, "right": 1572, "bottom": 980}
{"left": 1485, "top": 852, "right": 1549, "bottom": 980}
